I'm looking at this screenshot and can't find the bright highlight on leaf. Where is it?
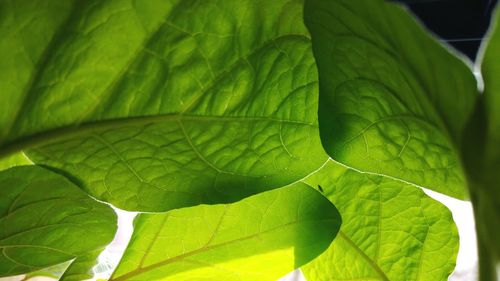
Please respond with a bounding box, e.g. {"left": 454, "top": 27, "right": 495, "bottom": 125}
{"left": 110, "top": 183, "right": 341, "bottom": 281}
{"left": 0, "top": 152, "right": 31, "bottom": 171}
{"left": 0, "top": 166, "right": 116, "bottom": 277}
{"left": 301, "top": 161, "right": 459, "bottom": 281}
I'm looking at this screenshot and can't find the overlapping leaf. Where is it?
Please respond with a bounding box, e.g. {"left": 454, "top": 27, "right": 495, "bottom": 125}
{"left": 301, "top": 161, "right": 459, "bottom": 281}
{"left": 0, "top": 1, "right": 472, "bottom": 280}
{"left": 0, "top": 152, "right": 31, "bottom": 171}
{"left": 483, "top": 5, "right": 500, "bottom": 144}
{"left": 59, "top": 250, "right": 102, "bottom": 281}
{"left": 477, "top": 4, "right": 500, "bottom": 191}
{"left": 110, "top": 183, "right": 341, "bottom": 281}
{"left": 0, "top": 166, "right": 116, "bottom": 277}
{"left": 467, "top": 4, "right": 500, "bottom": 274}
{"left": 304, "top": 0, "right": 478, "bottom": 199}
{"left": 24, "top": 261, "right": 72, "bottom": 280}
{"left": 0, "top": 0, "right": 326, "bottom": 212}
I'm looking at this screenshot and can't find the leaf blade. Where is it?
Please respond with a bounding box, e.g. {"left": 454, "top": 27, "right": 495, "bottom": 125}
{"left": 110, "top": 183, "right": 341, "bottom": 281}
{"left": 0, "top": 166, "right": 116, "bottom": 277}
{"left": 59, "top": 250, "right": 102, "bottom": 281}
{"left": 470, "top": 3, "right": 500, "bottom": 268}
{"left": 304, "top": 0, "right": 477, "bottom": 198}
{"left": 0, "top": 0, "right": 326, "bottom": 212}
{"left": 301, "top": 161, "right": 459, "bottom": 281}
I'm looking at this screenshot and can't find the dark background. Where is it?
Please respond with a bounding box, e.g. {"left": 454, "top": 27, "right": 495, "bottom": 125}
{"left": 395, "top": 0, "right": 498, "bottom": 60}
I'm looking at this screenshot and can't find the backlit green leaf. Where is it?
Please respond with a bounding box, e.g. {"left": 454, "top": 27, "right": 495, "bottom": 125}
{"left": 25, "top": 261, "right": 71, "bottom": 280}
{"left": 301, "top": 160, "right": 459, "bottom": 281}
{"left": 110, "top": 183, "right": 341, "bottom": 281}
{"left": 0, "top": 166, "right": 116, "bottom": 277}
{"left": 479, "top": 3, "right": 500, "bottom": 190}
{"left": 0, "top": 0, "right": 326, "bottom": 212}
{"left": 304, "top": 0, "right": 478, "bottom": 199}
{"left": 59, "top": 250, "right": 102, "bottom": 281}
{"left": 0, "top": 152, "right": 31, "bottom": 171}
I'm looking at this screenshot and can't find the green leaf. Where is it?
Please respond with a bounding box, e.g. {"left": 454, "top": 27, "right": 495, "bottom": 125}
{"left": 0, "top": 152, "right": 31, "bottom": 171}
{"left": 303, "top": 0, "right": 478, "bottom": 199}
{"left": 483, "top": 5, "right": 500, "bottom": 144}
{"left": 25, "top": 261, "right": 71, "bottom": 279}
{"left": 0, "top": 0, "right": 76, "bottom": 141}
{"left": 0, "top": 166, "right": 116, "bottom": 277}
{"left": 110, "top": 183, "right": 341, "bottom": 281}
{"left": 59, "top": 250, "right": 102, "bottom": 281}
{"left": 468, "top": 4, "right": 500, "bottom": 276}
{"left": 0, "top": 0, "right": 326, "bottom": 212}
{"left": 479, "top": 4, "right": 500, "bottom": 187}
{"left": 301, "top": 160, "right": 459, "bottom": 281}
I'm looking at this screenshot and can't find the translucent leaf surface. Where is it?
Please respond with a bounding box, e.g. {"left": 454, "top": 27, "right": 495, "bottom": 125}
{"left": 304, "top": 0, "right": 478, "bottom": 198}
{"left": 59, "top": 250, "right": 102, "bottom": 281}
{"left": 25, "top": 261, "right": 71, "bottom": 280}
{"left": 0, "top": 166, "right": 116, "bottom": 277}
{"left": 301, "top": 161, "right": 459, "bottom": 281}
{"left": 0, "top": 152, "right": 31, "bottom": 171}
{"left": 110, "top": 183, "right": 341, "bottom": 281}
{"left": 0, "top": 0, "right": 326, "bottom": 211}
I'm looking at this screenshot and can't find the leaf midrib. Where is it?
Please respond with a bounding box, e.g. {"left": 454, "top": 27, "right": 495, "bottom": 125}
{"left": 110, "top": 217, "right": 338, "bottom": 281}
{"left": 4, "top": 1, "right": 316, "bottom": 161}
{"left": 337, "top": 231, "right": 390, "bottom": 281}
{"left": 0, "top": 113, "right": 315, "bottom": 160}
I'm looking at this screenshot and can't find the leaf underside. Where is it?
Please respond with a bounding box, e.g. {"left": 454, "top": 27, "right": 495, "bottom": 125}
{"left": 0, "top": 1, "right": 469, "bottom": 281}
{"left": 110, "top": 183, "right": 341, "bottom": 281}
{"left": 0, "top": 0, "right": 326, "bottom": 212}
{"left": 304, "top": 0, "right": 478, "bottom": 199}
{"left": 0, "top": 166, "right": 116, "bottom": 277}
{"left": 301, "top": 160, "right": 459, "bottom": 281}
